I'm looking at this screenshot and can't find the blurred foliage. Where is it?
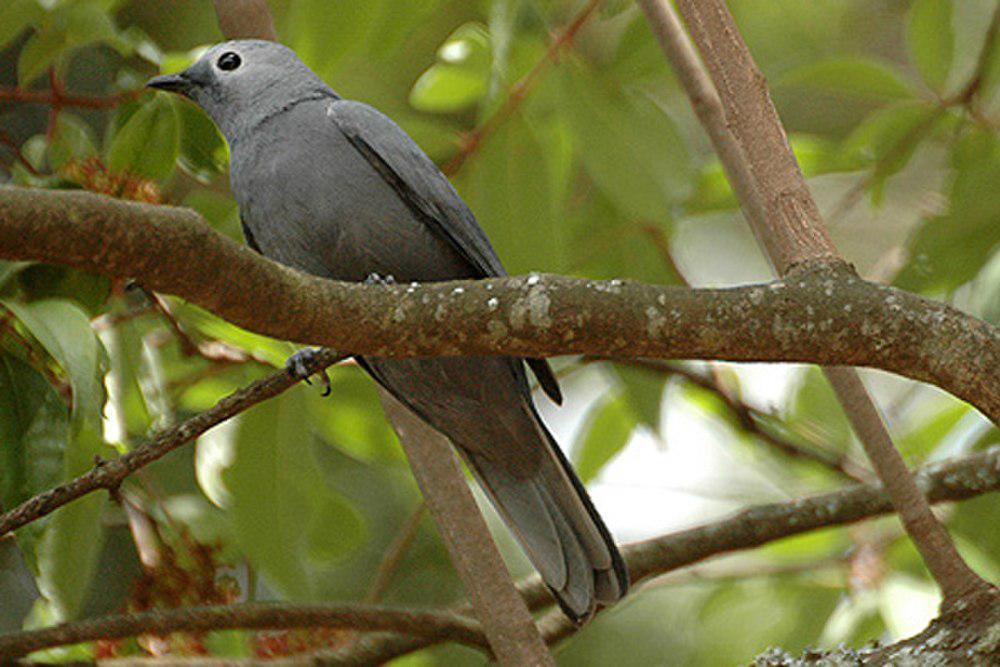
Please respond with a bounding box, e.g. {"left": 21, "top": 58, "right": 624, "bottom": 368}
{"left": 0, "top": 0, "right": 998, "bottom": 663}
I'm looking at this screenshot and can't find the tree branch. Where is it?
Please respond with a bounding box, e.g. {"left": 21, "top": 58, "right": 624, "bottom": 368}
{"left": 364, "top": 503, "right": 427, "bottom": 603}
{"left": 606, "top": 358, "right": 872, "bottom": 482}
{"left": 206, "top": 4, "right": 554, "bottom": 663}
{"left": 328, "top": 446, "right": 1000, "bottom": 663}
{"left": 645, "top": 0, "right": 994, "bottom": 604}
{"left": 0, "top": 602, "right": 486, "bottom": 660}
{"left": 0, "top": 348, "right": 345, "bottom": 536}
{"left": 442, "top": 0, "right": 602, "bottom": 175}
{"left": 0, "top": 87, "right": 141, "bottom": 110}
{"left": 376, "top": 392, "right": 554, "bottom": 666}
{"left": 0, "top": 187, "right": 996, "bottom": 424}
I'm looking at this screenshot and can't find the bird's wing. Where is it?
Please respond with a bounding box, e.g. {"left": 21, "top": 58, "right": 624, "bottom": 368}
{"left": 328, "top": 100, "right": 562, "bottom": 405}
{"left": 327, "top": 99, "right": 506, "bottom": 278}
{"left": 240, "top": 216, "right": 262, "bottom": 253}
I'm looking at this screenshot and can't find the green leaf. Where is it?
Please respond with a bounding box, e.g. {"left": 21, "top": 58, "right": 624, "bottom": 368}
{"left": 304, "top": 366, "right": 403, "bottom": 464}
{"left": 108, "top": 95, "right": 180, "bottom": 181}
{"left": 17, "top": 3, "right": 126, "bottom": 85}
{"left": 0, "top": 537, "right": 40, "bottom": 633}
{"left": 175, "top": 100, "right": 228, "bottom": 182}
{"left": 0, "top": 354, "right": 68, "bottom": 509}
{"left": 907, "top": 0, "right": 954, "bottom": 92}
{"left": 436, "top": 22, "right": 491, "bottom": 70}
{"left": 15, "top": 265, "right": 110, "bottom": 316}
{"left": 411, "top": 23, "right": 491, "bottom": 114}
{"left": 789, "top": 368, "right": 852, "bottom": 454}
{"left": 778, "top": 58, "right": 914, "bottom": 102}
{"left": 690, "top": 135, "right": 857, "bottom": 213}
{"left": 696, "top": 579, "right": 840, "bottom": 666}
{"left": 410, "top": 64, "right": 489, "bottom": 113}
{"left": 223, "top": 392, "right": 365, "bottom": 599}
{"left": 566, "top": 191, "right": 682, "bottom": 286}
{"left": 573, "top": 393, "right": 636, "bottom": 483}
{"left": 949, "top": 494, "right": 1000, "bottom": 576}
{"left": 47, "top": 113, "right": 98, "bottom": 171}
{"left": 843, "top": 102, "right": 941, "bottom": 204}
{"left": 970, "top": 250, "right": 1000, "bottom": 325}
{"left": 898, "top": 402, "right": 968, "bottom": 463}
{"left": 601, "top": 0, "right": 634, "bottom": 17}
{"left": 980, "top": 17, "right": 1000, "bottom": 103}
{"left": 101, "top": 300, "right": 153, "bottom": 440}
{"left": 0, "top": 261, "right": 32, "bottom": 291}
{"left": 895, "top": 128, "right": 1000, "bottom": 291}
{"left": 61, "top": 3, "right": 121, "bottom": 49}
{"left": 17, "top": 23, "right": 67, "bottom": 86}
{"left": 1, "top": 299, "right": 105, "bottom": 422}
{"left": 614, "top": 364, "right": 667, "bottom": 431}
{"left": 561, "top": 64, "right": 692, "bottom": 221}
{"left": 169, "top": 301, "right": 291, "bottom": 369}
{"left": 454, "top": 113, "right": 567, "bottom": 273}
{"left": 36, "top": 424, "right": 106, "bottom": 620}
{"left": 0, "top": 0, "right": 45, "bottom": 52}
{"left": 285, "top": 0, "right": 379, "bottom": 78}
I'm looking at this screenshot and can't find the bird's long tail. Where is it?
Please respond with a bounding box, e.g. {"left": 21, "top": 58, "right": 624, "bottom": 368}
{"left": 461, "top": 413, "right": 629, "bottom": 622}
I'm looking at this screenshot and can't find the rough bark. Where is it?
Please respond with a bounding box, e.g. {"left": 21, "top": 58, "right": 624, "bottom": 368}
{"left": 0, "top": 602, "right": 486, "bottom": 660}
{"left": 0, "top": 187, "right": 996, "bottom": 425}
{"left": 663, "top": 0, "right": 993, "bottom": 605}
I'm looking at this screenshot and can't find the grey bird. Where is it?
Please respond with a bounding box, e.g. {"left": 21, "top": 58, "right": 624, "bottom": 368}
{"left": 148, "top": 40, "right": 628, "bottom": 621}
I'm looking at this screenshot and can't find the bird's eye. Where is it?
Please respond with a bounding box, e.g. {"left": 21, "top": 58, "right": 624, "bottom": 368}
{"left": 217, "top": 52, "right": 242, "bottom": 71}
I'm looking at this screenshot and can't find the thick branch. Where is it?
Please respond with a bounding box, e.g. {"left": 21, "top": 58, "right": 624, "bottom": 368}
{"left": 0, "top": 187, "right": 996, "bottom": 423}
{"left": 667, "top": 0, "right": 992, "bottom": 604}
{"left": 0, "top": 602, "right": 486, "bottom": 660}
{"left": 331, "top": 446, "right": 1000, "bottom": 663}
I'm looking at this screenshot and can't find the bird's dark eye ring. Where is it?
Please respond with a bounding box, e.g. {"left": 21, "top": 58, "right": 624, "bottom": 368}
{"left": 217, "top": 52, "right": 241, "bottom": 71}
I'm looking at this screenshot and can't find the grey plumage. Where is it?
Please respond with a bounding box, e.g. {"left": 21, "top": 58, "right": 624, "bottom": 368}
{"left": 147, "top": 40, "right": 627, "bottom": 621}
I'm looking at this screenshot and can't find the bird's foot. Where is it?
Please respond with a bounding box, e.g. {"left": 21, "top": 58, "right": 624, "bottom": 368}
{"left": 285, "top": 347, "right": 332, "bottom": 396}
{"left": 364, "top": 272, "right": 396, "bottom": 285}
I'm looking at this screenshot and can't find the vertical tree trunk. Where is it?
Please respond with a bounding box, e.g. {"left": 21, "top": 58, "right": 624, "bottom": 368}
{"left": 638, "top": 0, "right": 992, "bottom": 606}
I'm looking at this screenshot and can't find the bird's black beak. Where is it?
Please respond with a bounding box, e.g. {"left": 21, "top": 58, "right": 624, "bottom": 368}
{"left": 146, "top": 72, "right": 192, "bottom": 95}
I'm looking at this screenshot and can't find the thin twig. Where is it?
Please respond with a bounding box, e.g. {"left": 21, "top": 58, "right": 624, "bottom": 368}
{"left": 329, "top": 446, "right": 1000, "bottom": 663}
{"left": 365, "top": 503, "right": 427, "bottom": 603}
{"left": 0, "top": 132, "right": 42, "bottom": 176}
{"left": 826, "top": 107, "right": 946, "bottom": 226}
{"left": 630, "top": 227, "right": 871, "bottom": 482}
{"left": 0, "top": 348, "right": 345, "bottom": 537}
{"left": 0, "top": 306, "right": 71, "bottom": 402}
{"left": 146, "top": 290, "right": 201, "bottom": 357}
{"left": 0, "top": 602, "right": 487, "bottom": 660}
{"left": 442, "top": 0, "right": 602, "bottom": 175}
{"left": 606, "top": 358, "right": 871, "bottom": 482}
{"left": 0, "top": 86, "right": 141, "bottom": 109}
{"left": 830, "top": 3, "right": 1000, "bottom": 225}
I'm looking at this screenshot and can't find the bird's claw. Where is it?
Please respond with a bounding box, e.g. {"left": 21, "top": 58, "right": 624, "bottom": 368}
{"left": 364, "top": 272, "right": 396, "bottom": 285}
{"left": 285, "top": 348, "right": 332, "bottom": 396}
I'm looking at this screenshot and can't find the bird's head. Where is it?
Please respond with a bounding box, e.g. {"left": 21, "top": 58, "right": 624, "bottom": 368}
{"left": 146, "top": 40, "right": 330, "bottom": 140}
